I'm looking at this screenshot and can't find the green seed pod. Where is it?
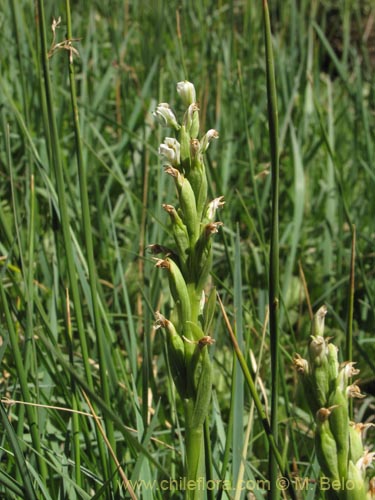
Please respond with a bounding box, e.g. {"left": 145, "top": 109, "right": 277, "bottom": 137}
{"left": 327, "top": 342, "right": 339, "bottom": 394}
{"left": 179, "top": 176, "right": 198, "bottom": 242}
{"left": 315, "top": 407, "right": 340, "bottom": 481}
{"left": 349, "top": 423, "right": 365, "bottom": 465}
{"left": 155, "top": 258, "right": 191, "bottom": 334}
{"left": 165, "top": 167, "right": 198, "bottom": 242}
{"left": 179, "top": 125, "right": 191, "bottom": 172}
{"left": 328, "top": 387, "right": 349, "bottom": 480}
{"left": 190, "top": 106, "right": 200, "bottom": 139}
{"left": 187, "top": 140, "right": 207, "bottom": 221}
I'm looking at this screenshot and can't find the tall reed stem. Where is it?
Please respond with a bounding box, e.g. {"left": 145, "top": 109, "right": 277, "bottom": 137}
{"left": 263, "top": 1, "right": 280, "bottom": 498}
{"left": 65, "top": 0, "right": 117, "bottom": 488}
{"left": 36, "top": 0, "right": 110, "bottom": 487}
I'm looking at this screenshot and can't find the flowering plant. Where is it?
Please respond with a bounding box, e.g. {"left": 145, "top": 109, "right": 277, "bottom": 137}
{"left": 294, "top": 306, "right": 374, "bottom": 499}
{"left": 152, "top": 81, "right": 222, "bottom": 499}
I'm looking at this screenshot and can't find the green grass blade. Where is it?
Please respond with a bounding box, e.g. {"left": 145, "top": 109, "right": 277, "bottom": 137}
{"left": 0, "top": 277, "right": 47, "bottom": 483}
{"left": 0, "top": 402, "right": 38, "bottom": 500}
{"left": 219, "top": 296, "right": 296, "bottom": 500}
{"left": 0, "top": 468, "right": 25, "bottom": 497}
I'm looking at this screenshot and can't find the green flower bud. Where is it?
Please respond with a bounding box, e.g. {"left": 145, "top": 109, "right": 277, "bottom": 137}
{"left": 315, "top": 407, "right": 340, "bottom": 481}
{"left": 190, "top": 106, "right": 200, "bottom": 139}
{"left": 184, "top": 103, "right": 200, "bottom": 139}
{"left": 177, "top": 81, "right": 196, "bottom": 107}
{"left": 311, "top": 305, "right": 328, "bottom": 337}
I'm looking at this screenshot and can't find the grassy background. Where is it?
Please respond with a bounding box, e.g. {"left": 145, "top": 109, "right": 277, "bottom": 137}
{"left": 0, "top": 0, "right": 374, "bottom": 498}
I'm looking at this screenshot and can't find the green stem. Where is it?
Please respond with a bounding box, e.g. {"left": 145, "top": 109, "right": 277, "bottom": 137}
{"left": 263, "top": 1, "right": 280, "bottom": 498}
{"left": 346, "top": 225, "right": 355, "bottom": 419}
{"left": 204, "top": 418, "right": 214, "bottom": 500}
{"left": 184, "top": 400, "right": 205, "bottom": 500}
